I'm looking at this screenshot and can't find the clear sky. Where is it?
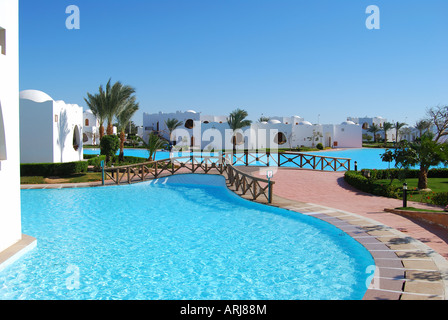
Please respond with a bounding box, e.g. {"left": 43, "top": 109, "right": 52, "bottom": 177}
{"left": 19, "top": 0, "right": 448, "bottom": 126}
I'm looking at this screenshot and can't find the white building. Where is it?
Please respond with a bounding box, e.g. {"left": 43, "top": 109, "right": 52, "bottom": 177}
{"left": 0, "top": 0, "right": 34, "bottom": 261}
{"left": 82, "top": 109, "right": 118, "bottom": 146}
{"left": 19, "top": 90, "right": 84, "bottom": 164}
{"left": 142, "top": 110, "right": 362, "bottom": 151}
{"left": 83, "top": 109, "right": 100, "bottom": 145}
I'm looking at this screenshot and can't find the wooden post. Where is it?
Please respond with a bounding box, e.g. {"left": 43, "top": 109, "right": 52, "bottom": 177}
{"left": 253, "top": 181, "right": 257, "bottom": 200}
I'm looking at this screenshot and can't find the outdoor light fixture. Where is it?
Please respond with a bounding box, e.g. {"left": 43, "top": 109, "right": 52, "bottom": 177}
{"left": 403, "top": 182, "right": 408, "bottom": 208}
{"left": 354, "top": 161, "right": 358, "bottom": 171}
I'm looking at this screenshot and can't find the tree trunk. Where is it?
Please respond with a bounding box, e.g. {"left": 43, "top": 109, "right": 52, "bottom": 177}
{"left": 418, "top": 166, "right": 428, "bottom": 190}
{"left": 119, "top": 131, "right": 125, "bottom": 162}
{"left": 99, "top": 124, "right": 105, "bottom": 140}
{"left": 106, "top": 123, "right": 114, "bottom": 136}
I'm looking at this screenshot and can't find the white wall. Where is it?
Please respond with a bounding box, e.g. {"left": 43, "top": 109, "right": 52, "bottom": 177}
{"left": 52, "top": 101, "right": 83, "bottom": 163}
{"left": 20, "top": 94, "right": 84, "bottom": 164}
{"left": 0, "top": 0, "right": 21, "bottom": 253}
{"left": 20, "top": 99, "right": 54, "bottom": 163}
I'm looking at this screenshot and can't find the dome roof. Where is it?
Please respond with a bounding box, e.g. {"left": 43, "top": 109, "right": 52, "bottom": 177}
{"left": 186, "top": 110, "right": 197, "bottom": 114}
{"left": 298, "top": 121, "right": 312, "bottom": 126}
{"left": 260, "top": 121, "right": 268, "bottom": 125}
{"left": 292, "top": 115, "right": 302, "bottom": 119}
{"left": 19, "top": 90, "right": 53, "bottom": 103}
{"left": 341, "top": 121, "right": 356, "bottom": 125}
{"left": 268, "top": 119, "right": 281, "bottom": 124}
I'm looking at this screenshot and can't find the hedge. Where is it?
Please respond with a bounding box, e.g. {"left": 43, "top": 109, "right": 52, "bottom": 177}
{"left": 21, "top": 161, "right": 88, "bottom": 177}
{"left": 430, "top": 192, "right": 448, "bottom": 206}
{"left": 86, "top": 155, "right": 149, "bottom": 171}
{"left": 344, "top": 171, "right": 400, "bottom": 198}
{"left": 360, "top": 168, "right": 448, "bottom": 180}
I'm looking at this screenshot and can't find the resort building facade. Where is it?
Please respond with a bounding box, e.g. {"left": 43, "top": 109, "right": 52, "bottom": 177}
{"left": 19, "top": 90, "right": 84, "bottom": 164}
{"left": 0, "top": 0, "right": 22, "bottom": 255}
{"left": 143, "top": 110, "right": 362, "bottom": 150}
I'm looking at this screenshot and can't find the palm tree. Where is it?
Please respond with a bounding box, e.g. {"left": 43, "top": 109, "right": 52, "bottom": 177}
{"left": 393, "top": 121, "right": 406, "bottom": 143}
{"left": 102, "top": 78, "right": 136, "bottom": 135}
{"left": 258, "top": 116, "right": 270, "bottom": 123}
{"left": 84, "top": 92, "right": 106, "bottom": 140}
{"left": 415, "top": 119, "right": 431, "bottom": 139}
{"left": 367, "top": 123, "right": 381, "bottom": 143}
{"left": 382, "top": 122, "right": 393, "bottom": 145}
{"left": 227, "top": 108, "right": 252, "bottom": 154}
{"left": 142, "top": 132, "right": 168, "bottom": 161}
{"left": 116, "top": 97, "right": 139, "bottom": 161}
{"left": 164, "top": 118, "right": 183, "bottom": 146}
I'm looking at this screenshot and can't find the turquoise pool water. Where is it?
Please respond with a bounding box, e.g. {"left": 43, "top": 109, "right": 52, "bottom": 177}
{"left": 1, "top": 175, "right": 374, "bottom": 300}
{"left": 84, "top": 148, "right": 414, "bottom": 170}
{"left": 84, "top": 147, "right": 437, "bottom": 170}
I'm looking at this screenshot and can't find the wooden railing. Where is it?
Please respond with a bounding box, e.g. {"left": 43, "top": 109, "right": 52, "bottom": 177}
{"left": 226, "top": 151, "right": 351, "bottom": 171}
{"left": 103, "top": 154, "right": 275, "bottom": 203}
{"left": 226, "top": 164, "right": 274, "bottom": 203}
{"left": 102, "top": 151, "right": 351, "bottom": 203}
{"left": 103, "top": 155, "right": 226, "bottom": 185}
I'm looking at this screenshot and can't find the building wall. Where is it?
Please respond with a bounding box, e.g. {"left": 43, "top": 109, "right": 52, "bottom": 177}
{"left": 20, "top": 95, "right": 84, "bottom": 164}
{"left": 83, "top": 111, "right": 100, "bottom": 145}
{"left": 0, "top": 0, "right": 21, "bottom": 253}
{"left": 19, "top": 100, "right": 54, "bottom": 163}
{"left": 52, "top": 101, "right": 84, "bottom": 163}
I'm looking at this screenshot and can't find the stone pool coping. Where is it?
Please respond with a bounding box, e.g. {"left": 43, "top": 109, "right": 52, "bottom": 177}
{"left": 20, "top": 173, "right": 448, "bottom": 300}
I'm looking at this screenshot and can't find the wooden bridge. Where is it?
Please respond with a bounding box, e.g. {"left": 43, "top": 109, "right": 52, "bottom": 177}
{"left": 102, "top": 152, "right": 352, "bottom": 204}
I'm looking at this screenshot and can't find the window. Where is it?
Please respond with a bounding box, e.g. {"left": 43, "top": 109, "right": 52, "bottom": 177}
{"left": 55, "top": 115, "right": 59, "bottom": 123}
{"left": 85, "top": 119, "right": 89, "bottom": 126}
{"left": 0, "top": 28, "right": 5, "bottom": 55}
{"left": 274, "top": 132, "right": 287, "bottom": 145}
{"left": 185, "top": 119, "right": 194, "bottom": 129}
{"left": 231, "top": 132, "right": 244, "bottom": 146}
{"left": 73, "top": 125, "right": 80, "bottom": 151}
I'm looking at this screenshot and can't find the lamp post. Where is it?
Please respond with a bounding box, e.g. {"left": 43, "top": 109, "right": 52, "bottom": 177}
{"left": 101, "top": 160, "right": 105, "bottom": 186}
{"left": 403, "top": 183, "right": 408, "bottom": 208}
{"left": 267, "top": 170, "right": 273, "bottom": 204}
{"left": 354, "top": 161, "right": 358, "bottom": 172}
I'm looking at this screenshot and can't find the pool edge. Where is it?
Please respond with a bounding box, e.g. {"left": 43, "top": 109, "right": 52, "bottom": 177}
{"left": 0, "top": 234, "right": 37, "bottom": 273}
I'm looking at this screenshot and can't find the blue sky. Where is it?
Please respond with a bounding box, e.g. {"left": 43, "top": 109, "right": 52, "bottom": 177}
{"left": 19, "top": 0, "right": 448, "bottom": 126}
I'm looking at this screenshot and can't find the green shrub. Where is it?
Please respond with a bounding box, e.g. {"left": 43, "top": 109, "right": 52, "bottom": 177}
{"left": 316, "top": 143, "right": 324, "bottom": 150}
{"left": 431, "top": 192, "right": 448, "bottom": 206}
{"left": 344, "top": 171, "right": 400, "bottom": 199}
{"left": 21, "top": 161, "right": 88, "bottom": 177}
{"left": 100, "top": 135, "right": 120, "bottom": 161}
{"left": 359, "top": 168, "right": 448, "bottom": 180}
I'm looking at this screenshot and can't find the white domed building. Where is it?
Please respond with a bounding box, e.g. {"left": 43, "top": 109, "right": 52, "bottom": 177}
{"left": 142, "top": 110, "right": 362, "bottom": 151}
{"left": 19, "top": 89, "right": 84, "bottom": 164}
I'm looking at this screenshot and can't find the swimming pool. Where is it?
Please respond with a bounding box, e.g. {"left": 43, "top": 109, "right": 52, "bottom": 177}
{"left": 1, "top": 175, "right": 374, "bottom": 300}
